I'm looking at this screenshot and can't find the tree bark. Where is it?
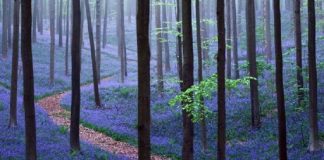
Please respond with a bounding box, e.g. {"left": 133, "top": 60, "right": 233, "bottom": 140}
{"left": 232, "top": 0, "right": 239, "bottom": 79}
{"left": 176, "top": 0, "right": 183, "bottom": 89}
{"left": 102, "top": 0, "right": 108, "bottom": 48}
{"left": 70, "top": 0, "right": 82, "bottom": 152}
{"left": 58, "top": 0, "right": 63, "bottom": 47}
{"left": 137, "top": 0, "right": 151, "bottom": 159}
{"left": 96, "top": 0, "right": 102, "bottom": 83}
{"left": 155, "top": 0, "right": 164, "bottom": 93}
{"left": 264, "top": 0, "right": 272, "bottom": 62}
{"left": 162, "top": 0, "right": 171, "bottom": 72}
{"left": 21, "top": 0, "right": 37, "bottom": 158}
{"left": 32, "top": 0, "right": 37, "bottom": 43}
{"left": 49, "top": 0, "right": 55, "bottom": 85}
{"left": 65, "top": 0, "right": 70, "bottom": 76}
{"left": 2, "top": 0, "right": 8, "bottom": 58}
{"left": 226, "top": 0, "right": 232, "bottom": 79}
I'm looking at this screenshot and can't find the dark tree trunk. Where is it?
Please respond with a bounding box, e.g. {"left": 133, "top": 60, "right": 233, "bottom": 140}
{"left": 182, "top": 0, "right": 194, "bottom": 159}
{"left": 9, "top": 0, "right": 20, "bottom": 128}
{"left": 217, "top": 0, "right": 226, "bottom": 159}
{"left": 137, "top": 0, "right": 151, "bottom": 159}
{"left": 70, "top": 0, "right": 82, "bottom": 152}
{"left": 49, "top": 0, "right": 55, "bottom": 85}
{"left": 85, "top": 0, "right": 102, "bottom": 108}
{"left": 195, "top": 0, "right": 207, "bottom": 151}
{"left": 264, "top": 0, "right": 272, "bottom": 62}
{"left": 307, "top": 0, "right": 321, "bottom": 152}
{"left": 294, "top": 0, "right": 304, "bottom": 106}
{"left": 96, "top": 0, "right": 102, "bottom": 83}
{"left": 8, "top": 0, "right": 12, "bottom": 48}
{"left": 21, "top": 0, "right": 37, "bottom": 158}
{"left": 2, "top": 0, "right": 8, "bottom": 58}
{"left": 246, "top": 0, "right": 260, "bottom": 128}
{"left": 273, "top": 0, "right": 288, "bottom": 159}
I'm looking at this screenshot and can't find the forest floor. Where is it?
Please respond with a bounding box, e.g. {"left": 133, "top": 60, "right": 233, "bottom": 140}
{"left": 37, "top": 77, "right": 169, "bottom": 160}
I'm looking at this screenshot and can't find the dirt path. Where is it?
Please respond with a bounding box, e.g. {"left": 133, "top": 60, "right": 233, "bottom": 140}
{"left": 37, "top": 79, "right": 169, "bottom": 160}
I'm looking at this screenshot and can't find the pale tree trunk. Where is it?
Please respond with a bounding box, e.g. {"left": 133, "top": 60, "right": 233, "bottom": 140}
{"left": 65, "top": 0, "right": 70, "bottom": 76}
{"left": 117, "top": 0, "right": 126, "bottom": 83}
{"left": 9, "top": 0, "right": 20, "bottom": 128}
{"left": 176, "top": 0, "right": 183, "bottom": 89}
{"left": 8, "top": 0, "right": 12, "bottom": 48}
{"left": 155, "top": 0, "right": 164, "bottom": 93}
{"left": 264, "top": 0, "right": 272, "bottom": 62}
{"left": 58, "top": 0, "right": 63, "bottom": 47}
{"left": 232, "top": 0, "right": 239, "bottom": 79}
{"left": 32, "top": 0, "right": 37, "bottom": 43}
{"left": 162, "top": 0, "right": 170, "bottom": 72}
{"left": 38, "top": 0, "right": 43, "bottom": 34}
{"left": 96, "top": 0, "right": 102, "bottom": 83}
{"left": 226, "top": 0, "right": 232, "bottom": 79}
{"left": 2, "top": 0, "right": 8, "bottom": 58}
{"left": 102, "top": 0, "right": 108, "bottom": 48}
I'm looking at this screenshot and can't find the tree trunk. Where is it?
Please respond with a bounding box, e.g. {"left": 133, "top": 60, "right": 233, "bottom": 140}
{"left": 49, "top": 0, "right": 55, "bottom": 85}
{"left": 246, "top": 0, "right": 260, "bottom": 128}
{"left": 226, "top": 0, "right": 232, "bottom": 79}
{"left": 182, "top": 0, "right": 194, "bottom": 159}
{"left": 58, "top": 0, "right": 63, "bottom": 47}
{"left": 176, "top": 0, "right": 183, "bottom": 89}
{"left": 162, "top": 0, "right": 171, "bottom": 72}
{"left": 9, "top": 0, "right": 20, "bottom": 128}
{"left": 38, "top": 0, "right": 43, "bottom": 34}
{"left": 70, "top": 0, "right": 82, "bottom": 152}
{"left": 21, "top": 0, "right": 37, "bottom": 158}
{"left": 7, "top": 0, "right": 12, "bottom": 48}
{"left": 273, "top": 0, "right": 288, "bottom": 158}
{"left": 155, "top": 0, "right": 164, "bottom": 93}
{"left": 232, "top": 0, "right": 239, "bottom": 79}
{"left": 102, "top": 0, "right": 108, "bottom": 48}
{"left": 85, "top": 0, "right": 102, "bottom": 108}
{"left": 32, "top": 0, "right": 37, "bottom": 43}
{"left": 217, "top": 0, "right": 226, "bottom": 159}
{"left": 2, "top": 0, "right": 8, "bottom": 58}
{"left": 137, "top": 0, "right": 151, "bottom": 159}
{"left": 195, "top": 0, "right": 207, "bottom": 152}
{"left": 307, "top": 0, "right": 321, "bottom": 152}
{"left": 65, "top": 0, "right": 70, "bottom": 76}
{"left": 117, "top": 0, "right": 126, "bottom": 83}
{"left": 264, "top": 0, "right": 272, "bottom": 62}
{"left": 96, "top": 0, "right": 102, "bottom": 83}
{"left": 294, "top": 0, "right": 304, "bottom": 106}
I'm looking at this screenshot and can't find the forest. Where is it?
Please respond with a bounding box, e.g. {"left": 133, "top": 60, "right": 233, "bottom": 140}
{"left": 0, "top": 0, "right": 324, "bottom": 159}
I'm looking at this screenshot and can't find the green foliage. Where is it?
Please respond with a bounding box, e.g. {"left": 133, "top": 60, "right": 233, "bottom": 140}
{"left": 239, "top": 59, "right": 273, "bottom": 76}
{"left": 95, "top": 153, "right": 109, "bottom": 160}
{"left": 169, "top": 74, "right": 254, "bottom": 122}
{"left": 59, "top": 126, "right": 68, "bottom": 134}
{"left": 0, "top": 102, "right": 3, "bottom": 112}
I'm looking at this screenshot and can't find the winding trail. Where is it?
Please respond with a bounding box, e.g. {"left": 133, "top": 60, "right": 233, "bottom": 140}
{"left": 37, "top": 78, "right": 169, "bottom": 160}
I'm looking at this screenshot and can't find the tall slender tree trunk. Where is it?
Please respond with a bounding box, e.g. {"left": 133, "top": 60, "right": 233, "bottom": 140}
{"left": 273, "top": 0, "right": 288, "bottom": 159}
{"left": 2, "top": 0, "right": 8, "bottom": 58}
{"left": 49, "top": 0, "right": 55, "bottom": 85}
{"left": 9, "top": 0, "right": 20, "bottom": 128}
{"left": 226, "top": 0, "right": 232, "bottom": 79}
{"left": 246, "top": 0, "right": 260, "bottom": 128}
{"left": 70, "top": 0, "right": 82, "bottom": 152}
{"left": 182, "top": 0, "right": 194, "bottom": 159}
{"left": 155, "top": 0, "right": 164, "bottom": 93}
{"left": 117, "top": 0, "right": 126, "bottom": 83}
{"left": 85, "top": 0, "right": 102, "bottom": 108}
{"left": 264, "top": 0, "right": 272, "bottom": 62}
{"left": 96, "top": 0, "right": 102, "bottom": 83}
{"left": 137, "top": 0, "right": 151, "bottom": 158}
{"left": 7, "top": 0, "right": 12, "bottom": 48}
{"left": 176, "top": 0, "right": 183, "bottom": 89}
{"left": 65, "top": 0, "right": 70, "bottom": 76}
{"left": 162, "top": 0, "right": 171, "bottom": 72}
{"left": 21, "top": 0, "right": 37, "bottom": 158}
{"left": 307, "top": 0, "right": 321, "bottom": 152}
{"left": 294, "top": 0, "right": 304, "bottom": 106}
{"left": 32, "top": 0, "right": 37, "bottom": 43}
{"left": 38, "top": 0, "right": 43, "bottom": 34}
{"left": 232, "top": 0, "right": 239, "bottom": 79}
{"left": 195, "top": 0, "right": 207, "bottom": 151}
{"left": 58, "top": 0, "right": 63, "bottom": 47}
{"left": 217, "top": 0, "right": 226, "bottom": 159}
{"left": 102, "top": 0, "right": 108, "bottom": 48}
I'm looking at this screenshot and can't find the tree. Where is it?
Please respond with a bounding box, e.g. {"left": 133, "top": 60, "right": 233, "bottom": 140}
{"left": 217, "top": 0, "right": 226, "bottom": 159}
{"left": 307, "top": 0, "right": 321, "bottom": 152}
{"left": 162, "top": 0, "right": 170, "bottom": 72}
{"left": 137, "top": 0, "right": 151, "bottom": 159}
{"left": 2, "top": 0, "right": 8, "bottom": 58}
{"left": 182, "top": 0, "right": 194, "bottom": 159}
{"left": 102, "top": 0, "right": 108, "bottom": 48}
{"left": 9, "top": 0, "right": 20, "bottom": 128}
{"left": 58, "top": 0, "right": 63, "bottom": 47}
{"left": 70, "top": 0, "right": 82, "bottom": 152}
{"left": 65, "top": 0, "right": 70, "bottom": 76}
{"left": 226, "top": 0, "right": 232, "bottom": 79}
{"left": 273, "top": 0, "right": 288, "bottom": 158}
{"left": 96, "top": 0, "right": 102, "bottom": 82}
{"left": 294, "top": 0, "right": 304, "bottom": 106}
{"left": 49, "top": 0, "right": 55, "bottom": 84}
{"left": 264, "top": 0, "right": 272, "bottom": 62}
{"left": 176, "top": 0, "right": 182, "bottom": 88}
{"left": 232, "top": 0, "right": 239, "bottom": 79}
{"left": 155, "top": 0, "right": 164, "bottom": 93}
{"left": 195, "top": 0, "right": 207, "bottom": 151}
{"left": 117, "top": 0, "right": 126, "bottom": 83}
{"left": 246, "top": 0, "right": 260, "bottom": 128}
{"left": 21, "top": 0, "right": 37, "bottom": 158}
{"left": 38, "top": 0, "right": 43, "bottom": 34}
{"left": 84, "top": 0, "right": 102, "bottom": 108}
{"left": 32, "top": 0, "right": 37, "bottom": 43}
